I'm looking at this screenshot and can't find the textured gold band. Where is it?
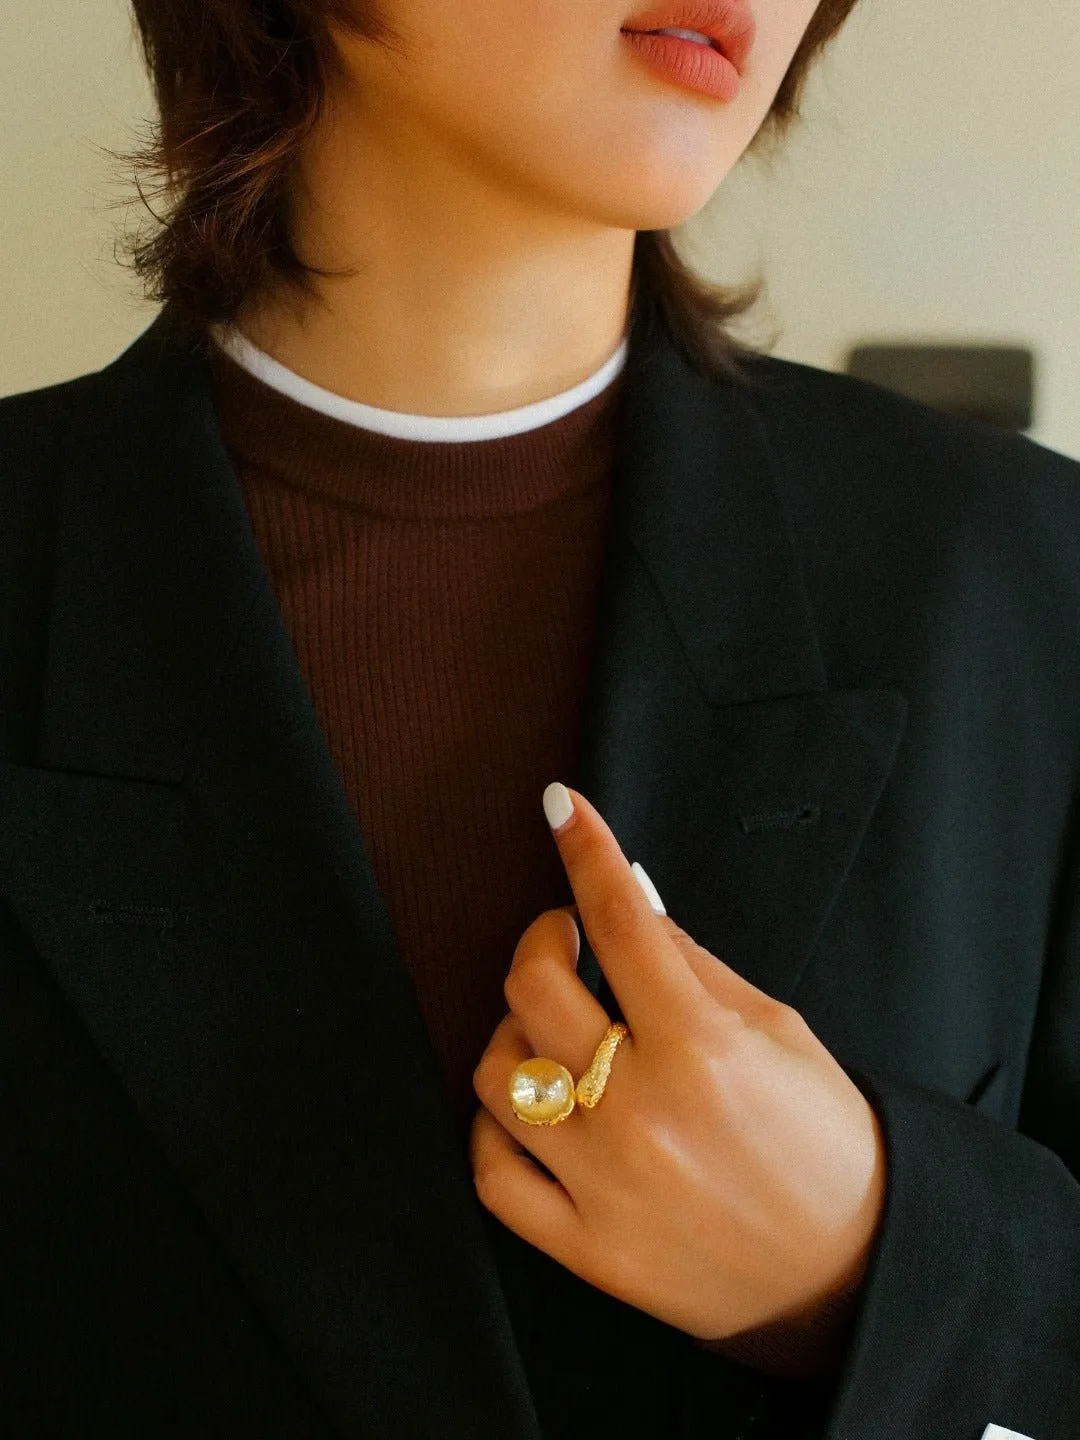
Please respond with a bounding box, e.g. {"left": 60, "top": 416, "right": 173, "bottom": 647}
{"left": 575, "top": 1022, "right": 630, "bottom": 1109}
{"left": 507, "top": 1021, "right": 631, "bottom": 1126}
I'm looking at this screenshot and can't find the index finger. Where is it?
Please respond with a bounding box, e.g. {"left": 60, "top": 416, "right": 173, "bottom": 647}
{"left": 543, "top": 784, "right": 705, "bottom": 1034}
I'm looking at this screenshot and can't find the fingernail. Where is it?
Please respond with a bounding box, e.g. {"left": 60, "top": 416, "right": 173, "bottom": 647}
{"left": 632, "top": 862, "right": 667, "bottom": 915}
{"left": 543, "top": 782, "right": 575, "bottom": 831}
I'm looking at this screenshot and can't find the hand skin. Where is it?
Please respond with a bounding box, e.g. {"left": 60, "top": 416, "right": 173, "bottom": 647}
{"left": 469, "top": 786, "right": 888, "bottom": 1347}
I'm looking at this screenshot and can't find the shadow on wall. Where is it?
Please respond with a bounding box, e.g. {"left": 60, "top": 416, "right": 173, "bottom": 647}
{"left": 846, "top": 344, "right": 1035, "bottom": 433}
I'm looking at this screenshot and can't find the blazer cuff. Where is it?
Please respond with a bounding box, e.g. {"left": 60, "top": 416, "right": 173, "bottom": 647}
{"left": 679, "top": 1061, "right": 1080, "bottom": 1438}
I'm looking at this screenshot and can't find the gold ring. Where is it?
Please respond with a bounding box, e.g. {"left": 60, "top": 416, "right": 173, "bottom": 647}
{"left": 508, "top": 1022, "right": 630, "bottom": 1127}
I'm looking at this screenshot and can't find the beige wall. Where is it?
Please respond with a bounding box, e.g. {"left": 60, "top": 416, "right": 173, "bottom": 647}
{"left": 2, "top": 0, "right": 1078, "bottom": 460}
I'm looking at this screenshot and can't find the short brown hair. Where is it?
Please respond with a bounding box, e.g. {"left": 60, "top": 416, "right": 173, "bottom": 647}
{"left": 105, "top": 0, "right": 863, "bottom": 389}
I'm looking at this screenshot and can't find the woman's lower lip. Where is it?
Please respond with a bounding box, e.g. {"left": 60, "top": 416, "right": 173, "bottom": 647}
{"left": 621, "top": 30, "right": 741, "bottom": 103}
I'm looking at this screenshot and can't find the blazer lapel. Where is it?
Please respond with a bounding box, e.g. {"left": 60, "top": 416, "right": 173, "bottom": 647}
{"left": 0, "top": 312, "right": 907, "bottom": 1437}
{"left": 572, "top": 334, "right": 909, "bottom": 1017}
{"left": 0, "top": 316, "right": 543, "bottom": 1439}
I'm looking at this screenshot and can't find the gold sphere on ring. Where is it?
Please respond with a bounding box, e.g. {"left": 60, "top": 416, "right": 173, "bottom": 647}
{"left": 508, "top": 1057, "right": 576, "bottom": 1126}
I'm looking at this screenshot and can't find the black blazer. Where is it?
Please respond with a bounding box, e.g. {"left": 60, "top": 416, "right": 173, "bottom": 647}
{"left": 2, "top": 311, "right": 1079, "bottom": 1440}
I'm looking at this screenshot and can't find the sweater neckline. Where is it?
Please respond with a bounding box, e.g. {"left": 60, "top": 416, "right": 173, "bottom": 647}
{"left": 205, "top": 329, "right": 628, "bottom": 522}
{"left": 209, "top": 323, "right": 629, "bottom": 444}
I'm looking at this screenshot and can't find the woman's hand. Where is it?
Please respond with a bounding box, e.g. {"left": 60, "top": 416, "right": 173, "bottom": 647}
{"left": 469, "top": 785, "right": 887, "bottom": 1344}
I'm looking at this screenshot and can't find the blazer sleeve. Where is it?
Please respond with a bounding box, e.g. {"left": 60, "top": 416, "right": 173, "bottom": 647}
{"left": 679, "top": 801, "right": 1080, "bottom": 1440}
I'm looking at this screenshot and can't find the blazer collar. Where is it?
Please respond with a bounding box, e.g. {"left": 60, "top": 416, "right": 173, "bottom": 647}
{"left": 0, "top": 311, "right": 907, "bottom": 1437}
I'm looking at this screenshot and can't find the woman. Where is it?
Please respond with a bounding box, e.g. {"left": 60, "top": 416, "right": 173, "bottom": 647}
{"left": 1, "top": 0, "right": 1078, "bottom": 1436}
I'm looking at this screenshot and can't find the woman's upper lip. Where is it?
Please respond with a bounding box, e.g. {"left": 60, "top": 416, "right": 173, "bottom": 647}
{"left": 620, "top": 0, "right": 757, "bottom": 74}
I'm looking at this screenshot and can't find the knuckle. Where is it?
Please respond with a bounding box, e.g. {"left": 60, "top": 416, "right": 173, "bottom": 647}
{"left": 709, "top": 1002, "right": 751, "bottom": 1050}
{"left": 472, "top": 1051, "right": 501, "bottom": 1100}
{"left": 767, "top": 999, "right": 812, "bottom": 1043}
{"left": 696, "top": 1009, "right": 756, "bottom": 1076}
{"left": 504, "top": 909, "right": 573, "bottom": 1012}
{"left": 591, "top": 888, "right": 641, "bottom": 945}
{"left": 472, "top": 1164, "right": 501, "bottom": 1209}
{"left": 503, "top": 947, "right": 550, "bottom": 1011}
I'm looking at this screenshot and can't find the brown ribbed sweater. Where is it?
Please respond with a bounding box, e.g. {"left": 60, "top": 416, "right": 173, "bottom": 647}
{"left": 206, "top": 337, "right": 863, "bottom": 1385}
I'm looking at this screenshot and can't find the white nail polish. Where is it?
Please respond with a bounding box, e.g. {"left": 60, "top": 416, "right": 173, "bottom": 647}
{"left": 543, "top": 782, "right": 574, "bottom": 830}
{"left": 632, "top": 862, "right": 667, "bottom": 915}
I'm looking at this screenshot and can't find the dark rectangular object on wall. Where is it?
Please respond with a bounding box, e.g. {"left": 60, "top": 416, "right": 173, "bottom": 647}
{"left": 845, "top": 345, "right": 1034, "bottom": 432}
